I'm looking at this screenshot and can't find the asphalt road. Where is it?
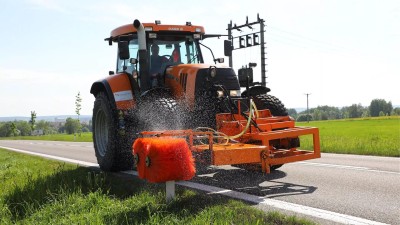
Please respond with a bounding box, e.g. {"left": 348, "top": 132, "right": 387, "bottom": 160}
{"left": 0, "top": 140, "right": 399, "bottom": 224}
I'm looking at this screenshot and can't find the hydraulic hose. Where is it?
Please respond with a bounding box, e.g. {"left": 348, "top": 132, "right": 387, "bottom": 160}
{"left": 194, "top": 99, "right": 258, "bottom": 143}
{"left": 250, "top": 99, "right": 259, "bottom": 118}
{"left": 223, "top": 98, "right": 255, "bottom": 140}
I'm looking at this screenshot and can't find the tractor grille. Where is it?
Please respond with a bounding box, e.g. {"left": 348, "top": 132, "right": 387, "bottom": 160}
{"left": 180, "top": 73, "right": 188, "bottom": 91}
{"left": 194, "top": 67, "right": 240, "bottom": 92}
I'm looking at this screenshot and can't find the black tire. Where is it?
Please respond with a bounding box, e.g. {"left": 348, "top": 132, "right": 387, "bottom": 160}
{"left": 253, "top": 94, "right": 288, "bottom": 116}
{"left": 138, "top": 93, "right": 183, "bottom": 131}
{"left": 93, "top": 92, "right": 134, "bottom": 171}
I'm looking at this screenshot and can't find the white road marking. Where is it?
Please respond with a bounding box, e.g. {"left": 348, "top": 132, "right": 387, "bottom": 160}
{"left": 0, "top": 146, "right": 98, "bottom": 167}
{"left": 294, "top": 161, "right": 400, "bottom": 175}
{"left": 0, "top": 146, "right": 390, "bottom": 225}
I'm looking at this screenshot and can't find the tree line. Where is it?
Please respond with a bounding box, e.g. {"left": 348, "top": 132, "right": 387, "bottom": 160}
{"left": 290, "top": 99, "right": 398, "bottom": 122}
{"left": 0, "top": 91, "right": 87, "bottom": 137}
{"left": 0, "top": 118, "right": 92, "bottom": 137}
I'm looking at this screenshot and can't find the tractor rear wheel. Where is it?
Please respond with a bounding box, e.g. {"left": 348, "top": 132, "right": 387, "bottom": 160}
{"left": 253, "top": 94, "right": 288, "bottom": 116}
{"left": 92, "top": 92, "right": 135, "bottom": 171}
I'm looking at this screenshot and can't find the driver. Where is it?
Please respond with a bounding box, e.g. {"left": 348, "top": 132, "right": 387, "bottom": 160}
{"left": 149, "top": 44, "right": 169, "bottom": 86}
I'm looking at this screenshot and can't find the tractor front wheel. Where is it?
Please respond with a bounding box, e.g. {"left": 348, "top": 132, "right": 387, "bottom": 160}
{"left": 93, "top": 92, "right": 134, "bottom": 171}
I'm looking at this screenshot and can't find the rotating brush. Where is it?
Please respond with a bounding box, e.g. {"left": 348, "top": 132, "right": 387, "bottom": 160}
{"left": 135, "top": 137, "right": 195, "bottom": 183}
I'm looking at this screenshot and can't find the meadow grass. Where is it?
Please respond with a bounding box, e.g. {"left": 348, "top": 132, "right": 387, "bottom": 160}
{"left": 0, "top": 132, "right": 92, "bottom": 142}
{"left": 297, "top": 116, "right": 400, "bottom": 157}
{"left": 0, "top": 149, "right": 314, "bottom": 225}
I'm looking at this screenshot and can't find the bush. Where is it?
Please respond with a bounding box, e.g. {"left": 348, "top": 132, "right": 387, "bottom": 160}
{"left": 297, "top": 114, "right": 312, "bottom": 122}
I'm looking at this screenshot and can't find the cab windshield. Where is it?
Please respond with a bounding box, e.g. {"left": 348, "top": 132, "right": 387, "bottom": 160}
{"left": 116, "top": 34, "right": 202, "bottom": 74}
{"left": 149, "top": 35, "right": 202, "bottom": 65}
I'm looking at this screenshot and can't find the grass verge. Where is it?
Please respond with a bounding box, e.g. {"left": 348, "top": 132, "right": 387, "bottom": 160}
{"left": 0, "top": 148, "right": 314, "bottom": 225}
{"left": 298, "top": 116, "right": 400, "bottom": 157}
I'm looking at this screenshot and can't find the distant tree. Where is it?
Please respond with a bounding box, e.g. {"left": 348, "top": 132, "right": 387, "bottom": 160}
{"left": 297, "top": 114, "right": 312, "bottom": 122}
{"left": 58, "top": 126, "right": 66, "bottom": 134}
{"left": 310, "top": 105, "right": 341, "bottom": 120}
{"left": 64, "top": 117, "right": 80, "bottom": 134}
{"left": 0, "top": 122, "right": 12, "bottom": 137}
{"left": 75, "top": 92, "right": 82, "bottom": 121}
{"left": 10, "top": 122, "right": 18, "bottom": 136}
{"left": 29, "top": 111, "right": 37, "bottom": 133}
{"left": 386, "top": 101, "right": 393, "bottom": 115}
{"left": 75, "top": 92, "right": 82, "bottom": 135}
{"left": 348, "top": 104, "right": 364, "bottom": 118}
{"left": 312, "top": 109, "right": 321, "bottom": 121}
{"left": 369, "top": 99, "right": 392, "bottom": 117}
{"left": 361, "top": 110, "right": 370, "bottom": 118}
{"left": 392, "top": 107, "right": 400, "bottom": 116}
{"left": 36, "top": 120, "right": 51, "bottom": 135}
{"left": 287, "top": 108, "right": 298, "bottom": 119}
{"left": 81, "top": 122, "right": 92, "bottom": 133}
{"left": 16, "top": 121, "right": 31, "bottom": 136}
{"left": 82, "top": 127, "right": 90, "bottom": 132}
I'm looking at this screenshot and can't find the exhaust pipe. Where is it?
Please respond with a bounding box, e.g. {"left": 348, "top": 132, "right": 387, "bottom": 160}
{"left": 133, "top": 19, "right": 149, "bottom": 91}
{"left": 134, "top": 19, "right": 146, "bottom": 50}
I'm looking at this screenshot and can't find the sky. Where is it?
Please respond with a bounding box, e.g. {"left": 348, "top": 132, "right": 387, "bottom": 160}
{"left": 0, "top": 0, "right": 399, "bottom": 117}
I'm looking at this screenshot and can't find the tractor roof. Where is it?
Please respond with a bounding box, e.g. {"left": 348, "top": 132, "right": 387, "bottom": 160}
{"left": 109, "top": 22, "right": 205, "bottom": 39}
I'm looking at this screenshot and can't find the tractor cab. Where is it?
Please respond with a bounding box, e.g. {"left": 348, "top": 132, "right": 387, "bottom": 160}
{"left": 106, "top": 21, "right": 207, "bottom": 92}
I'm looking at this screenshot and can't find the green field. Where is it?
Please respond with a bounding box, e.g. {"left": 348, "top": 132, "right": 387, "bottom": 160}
{"left": 1, "top": 116, "right": 399, "bottom": 157}
{"left": 0, "top": 132, "right": 93, "bottom": 142}
{"left": 0, "top": 149, "right": 313, "bottom": 225}
{"left": 298, "top": 116, "right": 400, "bottom": 157}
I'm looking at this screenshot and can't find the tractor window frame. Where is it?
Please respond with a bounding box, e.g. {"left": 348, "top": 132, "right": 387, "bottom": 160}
{"left": 116, "top": 34, "right": 139, "bottom": 74}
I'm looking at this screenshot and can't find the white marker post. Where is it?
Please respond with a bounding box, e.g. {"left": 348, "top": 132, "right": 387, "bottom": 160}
{"left": 166, "top": 181, "right": 175, "bottom": 203}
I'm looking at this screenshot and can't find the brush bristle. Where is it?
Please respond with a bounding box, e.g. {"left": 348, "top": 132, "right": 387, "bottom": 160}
{"left": 133, "top": 137, "right": 195, "bottom": 183}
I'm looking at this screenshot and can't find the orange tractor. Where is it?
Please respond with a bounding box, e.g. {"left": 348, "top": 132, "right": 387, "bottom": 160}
{"left": 90, "top": 19, "right": 320, "bottom": 181}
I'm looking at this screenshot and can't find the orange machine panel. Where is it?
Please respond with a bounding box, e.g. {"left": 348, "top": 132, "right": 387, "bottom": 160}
{"left": 165, "top": 64, "right": 211, "bottom": 108}
{"left": 111, "top": 23, "right": 205, "bottom": 38}
{"left": 106, "top": 73, "right": 135, "bottom": 110}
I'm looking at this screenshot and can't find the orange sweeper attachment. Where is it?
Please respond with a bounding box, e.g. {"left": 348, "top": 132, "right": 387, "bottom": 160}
{"left": 132, "top": 99, "right": 320, "bottom": 183}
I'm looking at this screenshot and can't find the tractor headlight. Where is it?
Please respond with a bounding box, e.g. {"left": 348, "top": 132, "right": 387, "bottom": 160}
{"left": 217, "top": 90, "right": 224, "bottom": 98}
{"left": 229, "top": 90, "right": 240, "bottom": 97}
{"left": 209, "top": 66, "right": 217, "bottom": 78}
